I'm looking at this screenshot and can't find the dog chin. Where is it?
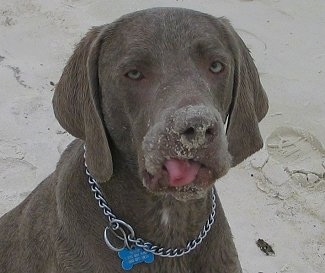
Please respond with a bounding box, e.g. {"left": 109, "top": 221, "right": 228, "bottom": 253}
{"left": 169, "top": 185, "right": 210, "bottom": 201}
{"left": 142, "top": 179, "right": 211, "bottom": 201}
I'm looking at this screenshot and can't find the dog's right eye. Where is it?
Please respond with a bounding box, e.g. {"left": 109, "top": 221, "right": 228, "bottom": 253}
{"left": 125, "top": 70, "right": 144, "bottom": 80}
{"left": 209, "top": 61, "right": 224, "bottom": 74}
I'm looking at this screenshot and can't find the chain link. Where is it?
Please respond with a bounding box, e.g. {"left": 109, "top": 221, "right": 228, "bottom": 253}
{"left": 84, "top": 146, "right": 217, "bottom": 258}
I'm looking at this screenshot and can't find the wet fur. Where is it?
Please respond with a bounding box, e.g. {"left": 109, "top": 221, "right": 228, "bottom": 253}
{"left": 0, "top": 7, "right": 268, "bottom": 273}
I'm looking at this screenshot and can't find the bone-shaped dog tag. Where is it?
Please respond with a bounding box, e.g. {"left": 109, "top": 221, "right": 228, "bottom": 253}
{"left": 118, "top": 247, "right": 155, "bottom": 270}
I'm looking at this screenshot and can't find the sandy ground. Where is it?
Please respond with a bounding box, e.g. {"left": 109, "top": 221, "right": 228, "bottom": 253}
{"left": 0, "top": 0, "right": 324, "bottom": 272}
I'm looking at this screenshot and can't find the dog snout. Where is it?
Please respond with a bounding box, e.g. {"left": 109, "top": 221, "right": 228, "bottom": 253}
{"left": 172, "top": 105, "right": 220, "bottom": 147}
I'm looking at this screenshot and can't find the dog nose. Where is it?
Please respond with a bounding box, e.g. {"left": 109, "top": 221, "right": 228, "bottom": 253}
{"left": 173, "top": 106, "right": 219, "bottom": 146}
{"left": 180, "top": 117, "right": 217, "bottom": 146}
{"left": 181, "top": 121, "right": 216, "bottom": 143}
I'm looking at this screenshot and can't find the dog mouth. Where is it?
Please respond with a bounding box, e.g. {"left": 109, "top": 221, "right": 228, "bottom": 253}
{"left": 163, "top": 159, "right": 201, "bottom": 187}
{"left": 143, "top": 158, "right": 216, "bottom": 199}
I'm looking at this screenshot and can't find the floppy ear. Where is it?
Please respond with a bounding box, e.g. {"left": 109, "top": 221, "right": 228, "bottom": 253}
{"left": 52, "top": 26, "right": 113, "bottom": 183}
{"left": 221, "top": 19, "right": 269, "bottom": 166}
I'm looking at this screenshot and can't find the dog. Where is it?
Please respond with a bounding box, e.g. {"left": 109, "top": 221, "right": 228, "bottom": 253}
{"left": 0, "top": 7, "right": 268, "bottom": 273}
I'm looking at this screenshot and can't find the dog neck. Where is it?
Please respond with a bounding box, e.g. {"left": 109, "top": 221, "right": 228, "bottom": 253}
{"left": 60, "top": 141, "right": 213, "bottom": 252}
{"left": 101, "top": 170, "right": 212, "bottom": 250}
{"left": 55, "top": 140, "right": 217, "bottom": 271}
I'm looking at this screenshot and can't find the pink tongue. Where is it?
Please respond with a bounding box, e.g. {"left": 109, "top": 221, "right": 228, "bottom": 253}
{"left": 164, "top": 159, "right": 200, "bottom": 187}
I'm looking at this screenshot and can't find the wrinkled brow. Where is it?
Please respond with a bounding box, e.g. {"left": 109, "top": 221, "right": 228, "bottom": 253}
{"left": 191, "top": 39, "right": 231, "bottom": 60}
{"left": 116, "top": 47, "right": 157, "bottom": 70}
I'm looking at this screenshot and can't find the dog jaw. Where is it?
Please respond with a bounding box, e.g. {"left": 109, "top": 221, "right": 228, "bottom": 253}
{"left": 141, "top": 157, "right": 229, "bottom": 201}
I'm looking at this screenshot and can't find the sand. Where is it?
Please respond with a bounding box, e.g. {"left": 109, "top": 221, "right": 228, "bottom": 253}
{"left": 0, "top": 1, "right": 324, "bottom": 272}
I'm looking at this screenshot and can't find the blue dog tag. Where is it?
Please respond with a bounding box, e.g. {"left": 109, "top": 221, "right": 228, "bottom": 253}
{"left": 118, "top": 247, "right": 155, "bottom": 270}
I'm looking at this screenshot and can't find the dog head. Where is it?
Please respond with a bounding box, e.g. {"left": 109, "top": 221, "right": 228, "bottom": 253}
{"left": 53, "top": 8, "right": 268, "bottom": 200}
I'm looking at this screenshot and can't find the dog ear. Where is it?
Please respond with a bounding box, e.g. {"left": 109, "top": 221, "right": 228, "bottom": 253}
{"left": 221, "top": 19, "right": 269, "bottom": 166}
{"left": 52, "top": 26, "right": 113, "bottom": 183}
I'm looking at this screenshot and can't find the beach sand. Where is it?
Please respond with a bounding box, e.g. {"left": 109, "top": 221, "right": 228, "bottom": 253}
{"left": 0, "top": 1, "right": 324, "bottom": 272}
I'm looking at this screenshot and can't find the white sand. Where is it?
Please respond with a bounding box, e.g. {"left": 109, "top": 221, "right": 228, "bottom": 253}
{"left": 0, "top": 1, "right": 324, "bottom": 272}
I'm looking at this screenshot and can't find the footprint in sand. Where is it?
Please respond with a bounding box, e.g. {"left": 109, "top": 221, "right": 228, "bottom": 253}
{"left": 266, "top": 126, "right": 325, "bottom": 189}
{"left": 249, "top": 126, "right": 325, "bottom": 219}
{"left": 249, "top": 126, "right": 325, "bottom": 271}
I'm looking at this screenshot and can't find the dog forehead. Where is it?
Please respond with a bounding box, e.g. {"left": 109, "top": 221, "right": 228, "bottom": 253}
{"left": 110, "top": 8, "right": 225, "bottom": 50}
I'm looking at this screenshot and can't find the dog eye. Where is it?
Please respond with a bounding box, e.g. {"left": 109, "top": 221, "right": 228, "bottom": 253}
{"left": 209, "top": 61, "right": 224, "bottom": 74}
{"left": 126, "top": 70, "right": 144, "bottom": 80}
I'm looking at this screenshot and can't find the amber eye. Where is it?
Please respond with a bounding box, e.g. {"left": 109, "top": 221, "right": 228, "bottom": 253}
{"left": 209, "top": 61, "right": 224, "bottom": 74}
{"left": 126, "top": 70, "right": 144, "bottom": 80}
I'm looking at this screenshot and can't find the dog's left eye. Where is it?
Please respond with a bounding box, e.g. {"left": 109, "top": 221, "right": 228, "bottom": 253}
{"left": 126, "top": 70, "right": 144, "bottom": 80}
{"left": 209, "top": 61, "right": 224, "bottom": 74}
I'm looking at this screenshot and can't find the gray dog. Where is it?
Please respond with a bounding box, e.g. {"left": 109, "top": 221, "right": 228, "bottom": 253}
{"left": 0, "top": 7, "right": 268, "bottom": 273}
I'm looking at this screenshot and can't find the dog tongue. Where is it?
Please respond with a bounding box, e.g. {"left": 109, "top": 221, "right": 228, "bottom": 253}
{"left": 164, "top": 159, "right": 200, "bottom": 187}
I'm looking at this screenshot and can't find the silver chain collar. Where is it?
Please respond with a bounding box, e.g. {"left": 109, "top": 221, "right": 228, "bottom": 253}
{"left": 84, "top": 147, "right": 217, "bottom": 258}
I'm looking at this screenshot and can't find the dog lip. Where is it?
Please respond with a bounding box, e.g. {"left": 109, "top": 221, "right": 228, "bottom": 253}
{"left": 142, "top": 159, "right": 215, "bottom": 193}
{"left": 142, "top": 171, "right": 212, "bottom": 200}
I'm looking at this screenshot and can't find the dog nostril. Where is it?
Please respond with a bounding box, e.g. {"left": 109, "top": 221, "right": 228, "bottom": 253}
{"left": 183, "top": 127, "right": 196, "bottom": 136}
{"left": 206, "top": 127, "right": 214, "bottom": 136}
{"left": 181, "top": 125, "right": 216, "bottom": 143}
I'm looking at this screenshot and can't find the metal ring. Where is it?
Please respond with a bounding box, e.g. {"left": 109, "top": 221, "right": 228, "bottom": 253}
{"left": 110, "top": 219, "right": 135, "bottom": 238}
{"left": 104, "top": 227, "right": 126, "bottom": 252}
{"left": 109, "top": 219, "right": 136, "bottom": 249}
